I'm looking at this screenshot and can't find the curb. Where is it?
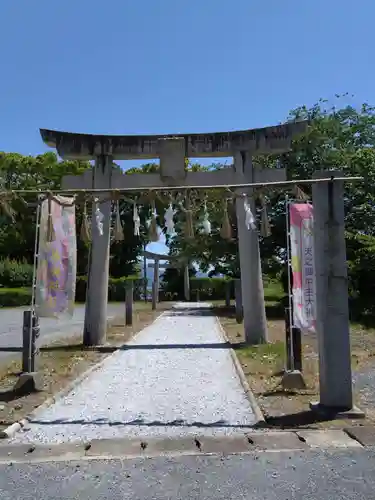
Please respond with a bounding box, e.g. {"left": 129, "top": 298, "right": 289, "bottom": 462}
{"left": 0, "top": 310, "right": 166, "bottom": 440}
{"left": 0, "top": 430, "right": 363, "bottom": 464}
{"left": 215, "top": 317, "right": 265, "bottom": 426}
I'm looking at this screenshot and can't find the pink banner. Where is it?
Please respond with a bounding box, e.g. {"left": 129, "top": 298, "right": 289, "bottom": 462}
{"left": 289, "top": 203, "right": 316, "bottom": 333}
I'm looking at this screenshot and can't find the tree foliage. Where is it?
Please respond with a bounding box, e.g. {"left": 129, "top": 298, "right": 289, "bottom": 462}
{"left": 0, "top": 152, "right": 89, "bottom": 264}
{"left": 161, "top": 97, "right": 375, "bottom": 319}
{"left": 0, "top": 152, "right": 146, "bottom": 278}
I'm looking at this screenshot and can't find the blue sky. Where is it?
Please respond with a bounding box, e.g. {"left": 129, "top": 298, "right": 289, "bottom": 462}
{"left": 0, "top": 0, "right": 373, "bottom": 256}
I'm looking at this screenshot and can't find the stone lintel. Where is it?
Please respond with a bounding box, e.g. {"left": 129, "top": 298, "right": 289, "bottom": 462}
{"left": 62, "top": 165, "right": 286, "bottom": 191}
{"left": 148, "top": 262, "right": 176, "bottom": 269}
{"left": 142, "top": 250, "right": 185, "bottom": 264}
{"left": 41, "top": 121, "right": 308, "bottom": 160}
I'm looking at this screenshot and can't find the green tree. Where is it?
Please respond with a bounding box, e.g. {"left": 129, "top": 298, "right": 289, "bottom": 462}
{"left": 160, "top": 97, "right": 375, "bottom": 308}
{"left": 0, "top": 152, "right": 89, "bottom": 264}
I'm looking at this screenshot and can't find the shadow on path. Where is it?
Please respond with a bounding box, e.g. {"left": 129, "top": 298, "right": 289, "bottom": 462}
{"left": 263, "top": 410, "right": 334, "bottom": 429}
{"left": 27, "top": 417, "right": 256, "bottom": 429}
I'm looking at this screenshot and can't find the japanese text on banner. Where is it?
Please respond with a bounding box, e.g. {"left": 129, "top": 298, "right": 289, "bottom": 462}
{"left": 289, "top": 203, "right": 316, "bottom": 333}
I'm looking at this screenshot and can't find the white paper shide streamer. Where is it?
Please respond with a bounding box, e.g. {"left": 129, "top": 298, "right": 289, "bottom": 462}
{"left": 202, "top": 203, "right": 211, "bottom": 234}
{"left": 133, "top": 203, "right": 140, "bottom": 236}
{"left": 164, "top": 203, "right": 176, "bottom": 235}
{"left": 244, "top": 196, "right": 256, "bottom": 230}
{"left": 95, "top": 199, "right": 104, "bottom": 236}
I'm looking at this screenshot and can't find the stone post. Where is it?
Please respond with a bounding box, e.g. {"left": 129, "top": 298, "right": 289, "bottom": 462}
{"left": 311, "top": 171, "right": 354, "bottom": 413}
{"left": 125, "top": 280, "right": 133, "bottom": 327}
{"left": 153, "top": 258, "right": 160, "bottom": 304}
{"left": 184, "top": 264, "right": 190, "bottom": 301}
{"left": 225, "top": 281, "right": 231, "bottom": 307}
{"left": 234, "top": 151, "right": 268, "bottom": 343}
{"left": 143, "top": 244, "right": 147, "bottom": 302}
{"left": 151, "top": 282, "right": 157, "bottom": 310}
{"left": 234, "top": 279, "right": 243, "bottom": 324}
{"left": 83, "top": 155, "right": 112, "bottom": 346}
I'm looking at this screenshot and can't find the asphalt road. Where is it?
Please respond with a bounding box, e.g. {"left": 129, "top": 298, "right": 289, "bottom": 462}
{"left": 0, "top": 448, "right": 374, "bottom": 499}
{"left": 0, "top": 304, "right": 124, "bottom": 359}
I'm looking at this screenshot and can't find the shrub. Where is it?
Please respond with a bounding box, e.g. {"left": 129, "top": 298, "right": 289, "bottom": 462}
{"left": 190, "top": 277, "right": 232, "bottom": 300}
{"left": 0, "top": 259, "right": 33, "bottom": 288}
{"left": 75, "top": 275, "right": 145, "bottom": 302}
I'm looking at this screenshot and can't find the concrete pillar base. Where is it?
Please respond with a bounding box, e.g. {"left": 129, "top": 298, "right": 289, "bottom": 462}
{"left": 13, "top": 372, "right": 43, "bottom": 395}
{"left": 281, "top": 370, "right": 306, "bottom": 390}
{"left": 310, "top": 401, "right": 365, "bottom": 419}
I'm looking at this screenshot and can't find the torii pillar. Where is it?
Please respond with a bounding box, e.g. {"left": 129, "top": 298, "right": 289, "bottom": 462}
{"left": 40, "top": 121, "right": 307, "bottom": 346}
{"left": 83, "top": 155, "right": 112, "bottom": 346}
{"left": 234, "top": 152, "right": 269, "bottom": 344}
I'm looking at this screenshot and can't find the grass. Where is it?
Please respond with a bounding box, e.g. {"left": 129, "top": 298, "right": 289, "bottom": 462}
{"left": 220, "top": 312, "right": 375, "bottom": 429}
{"left": 0, "top": 301, "right": 172, "bottom": 432}
{"left": 212, "top": 279, "right": 375, "bottom": 429}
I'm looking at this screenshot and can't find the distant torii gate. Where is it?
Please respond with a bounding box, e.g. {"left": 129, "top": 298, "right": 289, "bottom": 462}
{"left": 40, "top": 121, "right": 307, "bottom": 346}
{"left": 142, "top": 249, "right": 190, "bottom": 307}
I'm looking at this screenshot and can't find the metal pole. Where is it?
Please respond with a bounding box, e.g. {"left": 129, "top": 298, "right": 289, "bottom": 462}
{"left": 284, "top": 307, "right": 292, "bottom": 371}
{"left": 285, "top": 196, "right": 295, "bottom": 369}
{"left": 23, "top": 200, "right": 41, "bottom": 373}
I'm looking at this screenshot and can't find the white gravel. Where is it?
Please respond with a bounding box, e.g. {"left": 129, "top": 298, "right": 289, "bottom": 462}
{"left": 13, "top": 303, "right": 257, "bottom": 445}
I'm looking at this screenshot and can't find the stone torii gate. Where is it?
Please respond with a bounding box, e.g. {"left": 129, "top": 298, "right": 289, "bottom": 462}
{"left": 40, "top": 122, "right": 306, "bottom": 346}
{"left": 142, "top": 249, "right": 191, "bottom": 306}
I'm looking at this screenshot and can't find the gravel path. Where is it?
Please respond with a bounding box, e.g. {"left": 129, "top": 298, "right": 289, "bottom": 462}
{"left": 13, "top": 303, "right": 256, "bottom": 444}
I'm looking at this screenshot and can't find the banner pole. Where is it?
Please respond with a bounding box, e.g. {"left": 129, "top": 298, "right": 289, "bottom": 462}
{"left": 285, "top": 195, "right": 294, "bottom": 370}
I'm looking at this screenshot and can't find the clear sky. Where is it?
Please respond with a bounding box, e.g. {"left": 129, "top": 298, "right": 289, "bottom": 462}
{"left": 0, "top": 0, "right": 373, "bottom": 255}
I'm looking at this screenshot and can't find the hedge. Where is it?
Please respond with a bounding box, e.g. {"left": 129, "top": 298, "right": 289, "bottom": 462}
{"left": 0, "top": 259, "right": 33, "bottom": 288}
{"left": 0, "top": 276, "right": 146, "bottom": 308}
{"left": 75, "top": 275, "right": 145, "bottom": 302}
{"left": 189, "top": 277, "right": 233, "bottom": 300}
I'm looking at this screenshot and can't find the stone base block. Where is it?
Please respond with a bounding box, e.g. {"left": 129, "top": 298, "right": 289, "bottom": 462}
{"left": 281, "top": 370, "right": 306, "bottom": 390}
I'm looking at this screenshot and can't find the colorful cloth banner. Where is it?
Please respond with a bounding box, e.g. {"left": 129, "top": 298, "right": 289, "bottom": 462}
{"left": 35, "top": 196, "right": 77, "bottom": 318}
{"left": 289, "top": 202, "right": 316, "bottom": 333}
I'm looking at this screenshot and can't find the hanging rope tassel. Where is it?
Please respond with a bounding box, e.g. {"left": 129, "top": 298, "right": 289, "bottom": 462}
{"left": 148, "top": 200, "right": 159, "bottom": 242}
{"left": 46, "top": 195, "right": 56, "bottom": 242}
{"left": 202, "top": 202, "right": 211, "bottom": 235}
{"left": 259, "top": 194, "right": 271, "bottom": 237}
{"left": 294, "top": 185, "right": 310, "bottom": 201}
{"left": 220, "top": 199, "right": 232, "bottom": 240}
{"left": 113, "top": 199, "right": 124, "bottom": 242}
{"left": 184, "top": 194, "right": 194, "bottom": 240}
{"left": 80, "top": 201, "right": 91, "bottom": 243}
{"left": 133, "top": 202, "right": 140, "bottom": 236}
